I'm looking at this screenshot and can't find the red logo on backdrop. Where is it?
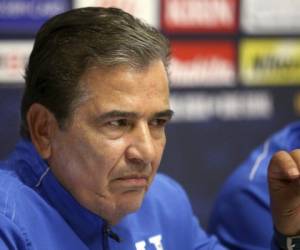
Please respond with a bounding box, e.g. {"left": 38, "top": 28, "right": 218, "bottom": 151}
{"left": 161, "top": 0, "right": 238, "bottom": 33}
{"left": 170, "top": 41, "right": 236, "bottom": 87}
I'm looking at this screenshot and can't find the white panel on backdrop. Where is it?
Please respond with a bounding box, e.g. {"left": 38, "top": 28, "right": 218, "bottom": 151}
{"left": 73, "top": 0, "right": 159, "bottom": 28}
{"left": 0, "top": 41, "right": 33, "bottom": 84}
{"left": 241, "top": 0, "right": 300, "bottom": 34}
{"left": 170, "top": 91, "right": 274, "bottom": 122}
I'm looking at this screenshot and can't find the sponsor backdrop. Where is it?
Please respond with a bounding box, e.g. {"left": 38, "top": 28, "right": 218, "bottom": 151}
{"left": 0, "top": 0, "right": 300, "bottom": 228}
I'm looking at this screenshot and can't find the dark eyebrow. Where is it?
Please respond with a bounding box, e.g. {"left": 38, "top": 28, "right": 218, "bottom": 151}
{"left": 95, "top": 111, "right": 138, "bottom": 123}
{"left": 153, "top": 109, "right": 174, "bottom": 120}
{"left": 94, "top": 109, "right": 174, "bottom": 123}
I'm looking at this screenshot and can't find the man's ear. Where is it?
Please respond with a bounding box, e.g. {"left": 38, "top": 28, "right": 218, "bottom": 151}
{"left": 26, "top": 103, "right": 58, "bottom": 159}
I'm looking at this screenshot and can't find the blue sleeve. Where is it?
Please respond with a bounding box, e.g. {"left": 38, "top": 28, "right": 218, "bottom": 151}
{"left": 0, "top": 214, "right": 28, "bottom": 250}
{"left": 208, "top": 185, "right": 273, "bottom": 249}
{"left": 190, "top": 215, "right": 228, "bottom": 249}
{"left": 208, "top": 146, "right": 273, "bottom": 249}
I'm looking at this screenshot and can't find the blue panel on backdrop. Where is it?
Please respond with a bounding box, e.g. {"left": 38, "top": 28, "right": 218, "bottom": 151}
{"left": 0, "top": 86, "right": 23, "bottom": 159}
{"left": 0, "top": 0, "right": 71, "bottom": 36}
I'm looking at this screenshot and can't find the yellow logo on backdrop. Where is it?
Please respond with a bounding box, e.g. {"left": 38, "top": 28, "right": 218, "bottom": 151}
{"left": 239, "top": 39, "right": 300, "bottom": 86}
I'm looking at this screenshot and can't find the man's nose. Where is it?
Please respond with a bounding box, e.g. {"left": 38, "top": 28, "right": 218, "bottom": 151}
{"left": 125, "top": 122, "right": 156, "bottom": 165}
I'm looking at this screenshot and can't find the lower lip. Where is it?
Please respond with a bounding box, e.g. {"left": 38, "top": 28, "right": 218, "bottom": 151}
{"left": 114, "top": 178, "right": 148, "bottom": 187}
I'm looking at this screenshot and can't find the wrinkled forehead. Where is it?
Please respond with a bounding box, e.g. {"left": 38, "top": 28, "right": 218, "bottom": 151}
{"left": 79, "top": 60, "right": 170, "bottom": 98}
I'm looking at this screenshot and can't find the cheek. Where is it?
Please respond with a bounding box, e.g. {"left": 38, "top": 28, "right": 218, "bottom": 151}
{"left": 159, "top": 134, "right": 167, "bottom": 153}
{"left": 79, "top": 136, "right": 128, "bottom": 177}
{"left": 153, "top": 138, "right": 167, "bottom": 167}
{"left": 53, "top": 134, "right": 105, "bottom": 182}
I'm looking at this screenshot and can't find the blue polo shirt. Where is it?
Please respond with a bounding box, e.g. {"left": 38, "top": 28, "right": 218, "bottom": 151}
{"left": 0, "top": 139, "right": 225, "bottom": 250}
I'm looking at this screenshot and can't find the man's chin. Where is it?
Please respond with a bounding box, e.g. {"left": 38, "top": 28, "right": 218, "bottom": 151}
{"left": 118, "top": 189, "right": 146, "bottom": 213}
{"left": 90, "top": 188, "right": 147, "bottom": 225}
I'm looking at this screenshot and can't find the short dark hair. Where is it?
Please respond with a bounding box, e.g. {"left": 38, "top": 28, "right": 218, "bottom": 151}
{"left": 21, "top": 7, "right": 170, "bottom": 139}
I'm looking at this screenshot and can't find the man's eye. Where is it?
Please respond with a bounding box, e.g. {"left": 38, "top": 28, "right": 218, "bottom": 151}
{"left": 150, "top": 118, "right": 168, "bottom": 127}
{"left": 107, "top": 119, "right": 129, "bottom": 127}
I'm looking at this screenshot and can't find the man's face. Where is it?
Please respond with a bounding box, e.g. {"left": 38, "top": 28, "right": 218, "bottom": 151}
{"left": 48, "top": 60, "right": 172, "bottom": 224}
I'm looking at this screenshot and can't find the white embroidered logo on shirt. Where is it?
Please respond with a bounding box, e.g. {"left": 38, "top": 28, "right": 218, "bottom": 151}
{"left": 135, "top": 234, "right": 164, "bottom": 250}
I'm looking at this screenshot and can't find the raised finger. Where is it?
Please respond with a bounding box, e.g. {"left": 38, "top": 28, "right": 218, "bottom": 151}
{"left": 269, "top": 150, "right": 300, "bottom": 180}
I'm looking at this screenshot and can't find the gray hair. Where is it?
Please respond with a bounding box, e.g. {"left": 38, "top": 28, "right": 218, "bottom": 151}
{"left": 20, "top": 7, "right": 170, "bottom": 138}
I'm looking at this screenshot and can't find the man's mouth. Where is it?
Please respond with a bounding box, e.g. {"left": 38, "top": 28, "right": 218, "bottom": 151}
{"left": 113, "top": 175, "right": 149, "bottom": 188}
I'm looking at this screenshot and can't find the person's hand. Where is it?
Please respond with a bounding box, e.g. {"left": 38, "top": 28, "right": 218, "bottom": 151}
{"left": 268, "top": 149, "right": 300, "bottom": 235}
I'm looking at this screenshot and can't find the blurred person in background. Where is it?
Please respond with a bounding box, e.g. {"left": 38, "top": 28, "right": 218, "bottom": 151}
{"left": 209, "top": 121, "right": 300, "bottom": 249}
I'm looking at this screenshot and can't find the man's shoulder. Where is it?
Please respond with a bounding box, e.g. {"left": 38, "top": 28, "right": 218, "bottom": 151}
{"left": 0, "top": 166, "right": 34, "bottom": 220}
{"left": 223, "top": 121, "right": 300, "bottom": 191}
{"left": 211, "top": 124, "right": 296, "bottom": 208}
{"left": 123, "top": 173, "right": 196, "bottom": 232}
{"left": 0, "top": 166, "right": 23, "bottom": 193}
{"left": 216, "top": 142, "right": 270, "bottom": 204}
{"left": 150, "top": 173, "right": 187, "bottom": 196}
